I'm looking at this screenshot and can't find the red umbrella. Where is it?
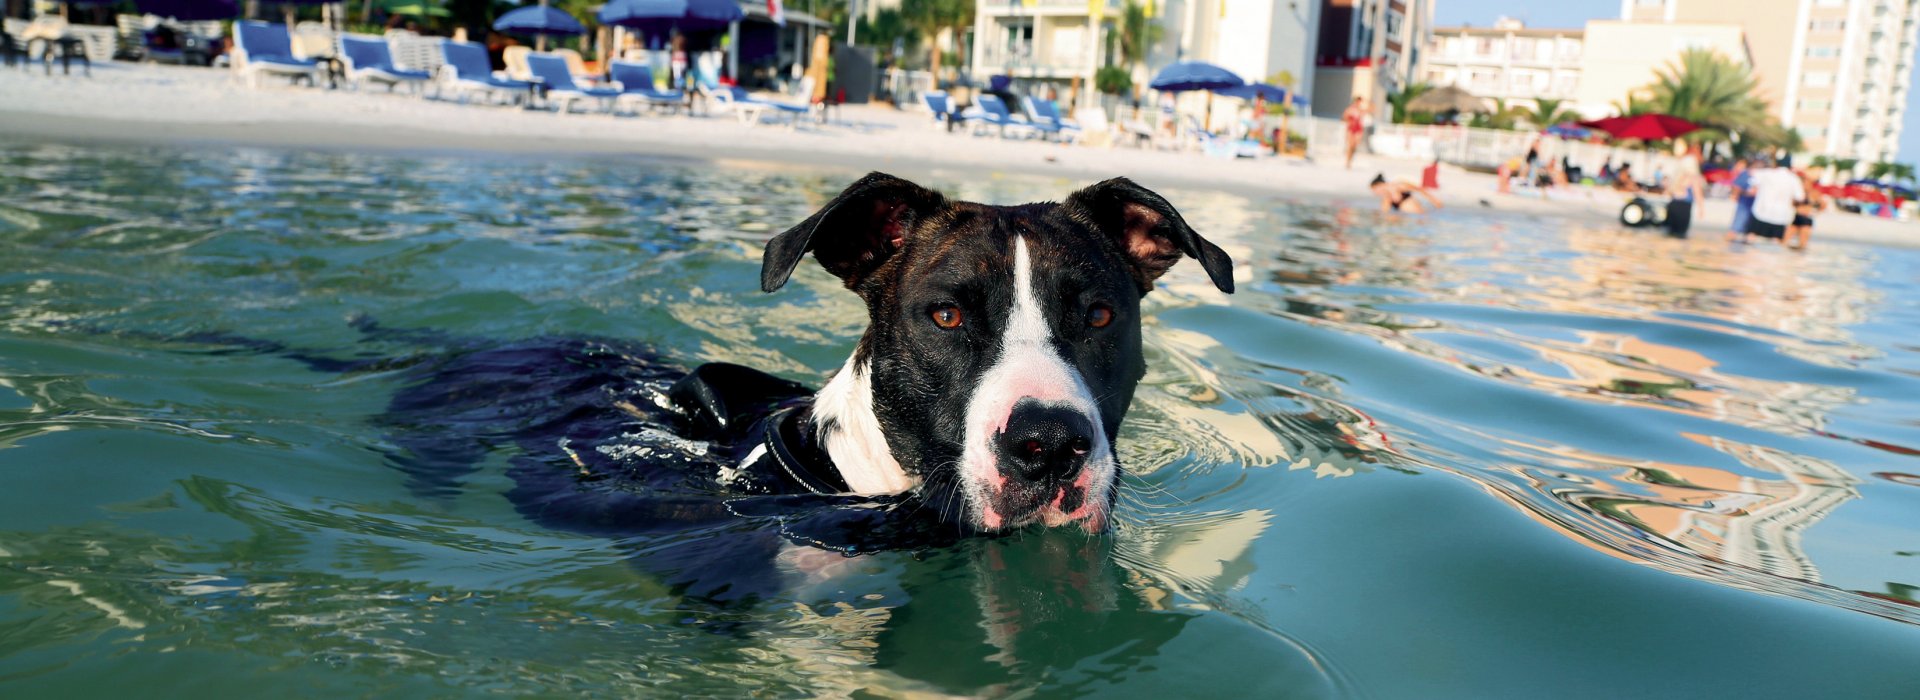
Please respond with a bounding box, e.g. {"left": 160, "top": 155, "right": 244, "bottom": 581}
{"left": 1577, "top": 114, "right": 1701, "bottom": 141}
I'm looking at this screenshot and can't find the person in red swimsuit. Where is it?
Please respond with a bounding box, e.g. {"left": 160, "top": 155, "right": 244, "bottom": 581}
{"left": 1342, "top": 96, "right": 1367, "bottom": 170}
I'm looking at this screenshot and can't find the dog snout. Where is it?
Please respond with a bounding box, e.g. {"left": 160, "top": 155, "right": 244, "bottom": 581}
{"left": 996, "top": 400, "right": 1094, "bottom": 483}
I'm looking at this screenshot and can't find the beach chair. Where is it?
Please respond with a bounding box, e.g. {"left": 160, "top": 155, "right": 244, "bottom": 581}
{"left": 921, "top": 90, "right": 977, "bottom": 129}
{"left": 232, "top": 20, "right": 320, "bottom": 88}
{"left": 971, "top": 94, "right": 1038, "bottom": 138}
{"left": 608, "top": 61, "right": 684, "bottom": 114}
{"left": 526, "top": 53, "right": 620, "bottom": 114}
{"left": 555, "top": 48, "right": 598, "bottom": 84}
{"left": 340, "top": 35, "right": 431, "bottom": 95}
{"left": 502, "top": 45, "right": 533, "bottom": 81}
{"left": 439, "top": 40, "right": 533, "bottom": 105}
{"left": 1184, "top": 115, "right": 1264, "bottom": 159}
{"left": 711, "top": 78, "right": 815, "bottom": 127}
{"left": 1021, "top": 96, "right": 1081, "bottom": 143}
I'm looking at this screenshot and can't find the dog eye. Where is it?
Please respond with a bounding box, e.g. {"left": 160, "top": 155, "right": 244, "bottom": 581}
{"left": 1087, "top": 304, "right": 1114, "bottom": 329}
{"left": 930, "top": 305, "right": 964, "bottom": 329}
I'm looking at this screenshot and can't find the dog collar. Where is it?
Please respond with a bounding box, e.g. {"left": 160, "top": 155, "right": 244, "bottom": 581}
{"left": 762, "top": 406, "right": 849, "bottom": 495}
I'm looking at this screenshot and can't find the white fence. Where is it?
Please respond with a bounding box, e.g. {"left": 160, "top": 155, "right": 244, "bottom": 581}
{"left": 1298, "top": 117, "right": 1686, "bottom": 178}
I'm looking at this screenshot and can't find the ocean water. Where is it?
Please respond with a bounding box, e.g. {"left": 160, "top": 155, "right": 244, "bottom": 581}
{"left": 1, "top": 141, "right": 1917, "bottom": 698}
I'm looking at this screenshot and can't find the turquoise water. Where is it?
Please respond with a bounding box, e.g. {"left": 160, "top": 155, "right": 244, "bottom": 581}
{"left": 2, "top": 141, "right": 1918, "bottom": 697}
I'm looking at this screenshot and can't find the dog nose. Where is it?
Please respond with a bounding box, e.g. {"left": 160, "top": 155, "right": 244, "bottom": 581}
{"left": 997, "top": 401, "right": 1094, "bottom": 483}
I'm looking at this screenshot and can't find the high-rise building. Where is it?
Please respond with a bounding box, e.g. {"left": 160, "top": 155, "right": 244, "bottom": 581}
{"left": 1311, "top": 0, "right": 1433, "bottom": 119}
{"left": 1621, "top": 0, "right": 1920, "bottom": 163}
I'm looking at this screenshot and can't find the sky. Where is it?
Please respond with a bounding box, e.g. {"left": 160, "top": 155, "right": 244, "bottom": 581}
{"left": 1434, "top": 0, "right": 1920, "bottom": 163}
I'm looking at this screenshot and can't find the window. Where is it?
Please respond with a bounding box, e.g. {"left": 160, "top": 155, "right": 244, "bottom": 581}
{"left": 1805, "top": 71, "right": 1834, "bottom": 86}
{"left": 1511, "top": 38, "right": 1535, "bottom": 60}
{"left": 1475, "top": 37, "right": 1504, "bottom": 57}
{"left": 1636, "top": 0, "right": 1661, "bottom": 6}
{"left": 1798, "top": 98, "right": 1831, "bottom": 111}
{"left": 1553, "top": 71, "right": 1580, "bottom": 96}
{"left": 1557, "top": 39, "right": 1583, "bottom": 61}
{"left": 1807, "top": 45, "right": 1841, "bottom": 58}
{"left": 1797, "top": 125, "right": 1826, "bottom": 139}
{"left": 1468, "top": 68, "right": 1500, "bottom": 92}
{"left": 1815, "top": 0, "right": 1844, "bottom": 6}
{"left": 1509, "top": 69, "right": 1549, "bottom": 96}
{"left": 1811, "top": 19, "right": 1845, "bottom": 31}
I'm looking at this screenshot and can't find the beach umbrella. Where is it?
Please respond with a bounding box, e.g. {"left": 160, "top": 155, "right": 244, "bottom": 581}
{"left": 598, "top": 0, "right": 743, "bottom": 29}
{"left": 1149, "top": 61, "right": 1242, "bottom": 133}
{"left": 494, "top": 5, "right": 583, "bottom": 51}
{"left": 1578, "top": 114, "right": 1699, "bottom": 142}
{"left": 134, "top": 0, "right": 238, "bottom": 21}
{"left": 1406, "top": 85, "right": 1488, "bottom": 114}
{"left": 1149, "top": 60, "right": 1243, "bottom": 92}
{"left": 1544, "top": 122, "right": 1592, "bottom": 139}
{"left": 1214, "top": 82, "right": 1288, "bottom": 103}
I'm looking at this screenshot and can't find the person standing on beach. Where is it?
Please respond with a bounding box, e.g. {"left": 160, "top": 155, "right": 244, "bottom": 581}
{"left": 1788, "top": 168, "right": 1826, "bottom": 250}
{"left": 1665, "top": 144, "right": 1705, "bottom": 237}
{"left": 1343, "top": 97, "right": 1367, "bottom": 170}
{"left": 1726, "top": 158, "right": 1754, "bottom": 241}
{"left": 1742, "top": 155, "right": 1804, "bottom": 244}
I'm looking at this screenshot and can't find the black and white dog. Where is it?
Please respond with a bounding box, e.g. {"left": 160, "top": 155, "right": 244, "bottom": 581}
{"left": 378, "top": 172, "right": 1233, "bottom": 570}
{"left": 756, "top": 172, "right": 1234, "bottom": 533}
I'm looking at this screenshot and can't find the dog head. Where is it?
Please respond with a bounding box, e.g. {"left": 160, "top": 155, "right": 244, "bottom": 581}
{"left": 762, "top": 173, "right": 1233, "bottom": 533}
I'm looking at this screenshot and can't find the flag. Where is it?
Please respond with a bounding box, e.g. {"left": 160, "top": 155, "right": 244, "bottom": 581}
{"left": 768, "top": 0, "right": 784, "bottom": 25}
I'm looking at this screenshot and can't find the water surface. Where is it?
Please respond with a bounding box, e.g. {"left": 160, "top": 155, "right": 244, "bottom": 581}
{"left": 2, "top": 142, "right": 1918, "bottom": 697}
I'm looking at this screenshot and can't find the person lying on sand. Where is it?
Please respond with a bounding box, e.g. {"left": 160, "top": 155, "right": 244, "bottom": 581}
{"left": 1370, "top": 175, "right": 1443, "bottom": 213}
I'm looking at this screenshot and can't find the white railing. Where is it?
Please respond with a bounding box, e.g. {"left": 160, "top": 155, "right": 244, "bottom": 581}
{"left": 1299, "top": 118, "right": 1684, "bottom": 178}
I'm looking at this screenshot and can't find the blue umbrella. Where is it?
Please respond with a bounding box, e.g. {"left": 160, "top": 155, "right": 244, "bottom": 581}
{"left": 598, "top": 0, "right": 743, "bottom": 28}
{"left": 495, "top": 5, "right": 584, "bottom": 35}
{"left": 1149, "top": 61, "right": 1244, "bottom": 92}
{"left": 1214, "top": 82, "right": 1287, "bottom": 103}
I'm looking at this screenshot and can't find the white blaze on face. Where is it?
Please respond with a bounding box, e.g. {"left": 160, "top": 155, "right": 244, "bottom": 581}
{"left": 960, "top": 236, "right": 1115, "bottom": 530}
{"left": 813, "top": 354, "right": 917, "bottom": 494}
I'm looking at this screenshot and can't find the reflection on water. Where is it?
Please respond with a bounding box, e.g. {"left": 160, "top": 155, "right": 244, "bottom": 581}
{"left": 2, "top": 141, "right": 1918, "bottom": 696}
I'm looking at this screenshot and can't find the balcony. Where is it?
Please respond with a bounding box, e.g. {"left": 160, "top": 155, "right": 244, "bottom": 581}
{"left": 975, "top": 44, "right": 1095, "bottom": 76}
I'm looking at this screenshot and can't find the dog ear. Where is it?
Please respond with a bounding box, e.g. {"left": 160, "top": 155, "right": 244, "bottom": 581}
{"left": 1067, "top": 178, "right": 1234, "bottom": 294}
{"left": 762, "top": 172, "right": 948, "bottom": 293}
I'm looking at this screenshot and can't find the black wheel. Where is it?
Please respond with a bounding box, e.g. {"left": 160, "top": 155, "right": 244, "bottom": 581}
{"left": 1620, "top": 199, "right": 1652, "bottom": 227}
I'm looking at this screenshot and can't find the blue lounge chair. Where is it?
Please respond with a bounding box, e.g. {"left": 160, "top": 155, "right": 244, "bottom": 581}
{"left": 526, "top": 53, "right": 620, "bottom": 114}
{"left": 709, "top": 79, "right": 816, "bottom": 127}
{"left": 1029, "top": 98, "right": 1082, "bottom": 135}
{"left": 607, "top": 61, "right": 683, "bottom": 113}
{"left": 440, "top": 40, "right": 534, "bottom": 105}
{"left": 233, "top": 20, "right": 319, "bottom": 88}
{"left": 971, "top": 94, "right": 1039, "bottom": 138}
{"left": 921, "top": 90, "right": 978, "bottom": 129}
{"left": 340, "top": 35, "right": 431, "bottom": 95}
{"left": 1184, "top": 115, "right": 1264, "bottom": 158}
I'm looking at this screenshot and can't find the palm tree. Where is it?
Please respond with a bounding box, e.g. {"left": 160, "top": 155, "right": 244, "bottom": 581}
{"left": 1471, "top": 98, "right": 1527, "bottom": 130}
{"left": 1113, "top": 2, "right": 1163, "bottom": 100}
{"left": 1833, "top": 157, "right": 1861, "bottom": 178}
{"left": 1639, "top": 48, "right": 1778, "bottom": 150}
{"left": 1523, "top": 97, "right": 1575, "bottom": 129}
{"left": 1388, "top": 82, "right": 1434, "bottom": 123}
{"left": 1868, "top": 161, "right": 1898, "bottom": 180}
{"left": 1890, "top": 162, "right": 1917, "bottom": 185}
{"left": 901, "top": 0, "right": 972, "bottom": 82}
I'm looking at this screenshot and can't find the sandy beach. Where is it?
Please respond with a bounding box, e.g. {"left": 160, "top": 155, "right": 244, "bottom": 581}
{"left": 6, "top": 62, "right": 1916, "bottom": 248}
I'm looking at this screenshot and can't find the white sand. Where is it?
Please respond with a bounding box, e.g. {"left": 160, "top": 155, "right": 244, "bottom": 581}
{"left": 4, "top": 62, "right": 1915, "bottom": 248}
